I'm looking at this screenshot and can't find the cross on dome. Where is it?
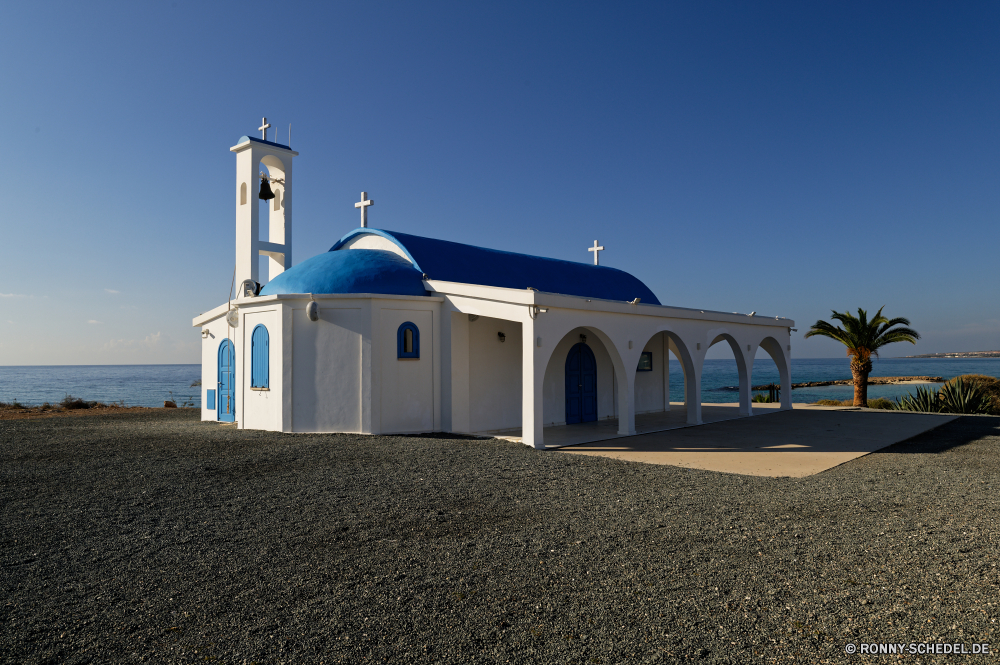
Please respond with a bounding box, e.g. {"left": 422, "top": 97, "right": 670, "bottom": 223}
{"left": 258, "top": 117, "right": 271, "bottom": 141}
{"left": 355, "top": 192, "right": 374, "bottom": 228}
{"left": 588, "top": 240, "right": 605, "bottom": 265}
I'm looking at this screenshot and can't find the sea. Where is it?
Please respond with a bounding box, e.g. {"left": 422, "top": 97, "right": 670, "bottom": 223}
{"left": 1, "top": 358, "right": 999, "bottom": 408}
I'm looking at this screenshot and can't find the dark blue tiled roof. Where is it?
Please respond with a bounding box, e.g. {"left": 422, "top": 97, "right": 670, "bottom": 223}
{"left": 329, "top": 229, "right": 660, "bottom": 305}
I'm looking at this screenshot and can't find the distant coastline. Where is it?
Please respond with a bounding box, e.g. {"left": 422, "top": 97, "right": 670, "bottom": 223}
{"left": 900, "top": 351, "right": 1000, "bottom": 359}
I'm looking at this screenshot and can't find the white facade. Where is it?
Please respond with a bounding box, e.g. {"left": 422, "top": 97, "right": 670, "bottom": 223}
{"left": 193, "top": 133, "right": 795, "bottom": 449}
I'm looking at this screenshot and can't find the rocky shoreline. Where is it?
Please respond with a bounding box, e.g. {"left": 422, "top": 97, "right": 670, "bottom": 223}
{"left": 751, "top": 376, "right": 945, "bottom": 391}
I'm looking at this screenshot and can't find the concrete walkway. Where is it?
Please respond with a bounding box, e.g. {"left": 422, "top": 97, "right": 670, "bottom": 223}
{"left": 492, "top": 402, "right": 784, "bottom": 448}
{"left": 552, "top": 408, "right": 957, "bottom": 477}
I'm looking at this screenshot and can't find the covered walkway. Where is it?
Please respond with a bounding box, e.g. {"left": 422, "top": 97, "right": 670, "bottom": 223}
{"left": 491, "top": 402, "right": 783, "bottom": 448}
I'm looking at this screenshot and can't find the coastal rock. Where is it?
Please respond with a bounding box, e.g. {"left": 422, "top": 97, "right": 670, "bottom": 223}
{"left": 776, "top": 376, "right": 945, "bottom": 391}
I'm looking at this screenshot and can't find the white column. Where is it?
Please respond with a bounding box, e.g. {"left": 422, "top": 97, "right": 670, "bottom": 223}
{"left": 522, "top": 318, "right": 545, "bottom": 449}
{"left": 618, "top": 365, "right": 636, "bottom": 435}
{"left": 687, "top": 351, "right": 704, "bottom": 426}
{"left": 662, "top": 333, "right": 671, "bottom": 412}
{"left": 779, "top": 345, "right": 792, "bottom": 411}
{"left": 442, "top": 311, "right": 471, "bottom": 433}
{"left": 235, "top": 148, "right": 260, "bottom": 286}
{"left": 280, "top": 302, "right": 294, "bottom": 432}
{"left": 739, "top": 344, "right": 753, "bottom": 417}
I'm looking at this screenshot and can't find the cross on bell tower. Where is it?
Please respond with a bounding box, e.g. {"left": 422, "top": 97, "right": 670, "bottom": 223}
{"left": 258, "top": 117, "right": 271, "bottom": 141}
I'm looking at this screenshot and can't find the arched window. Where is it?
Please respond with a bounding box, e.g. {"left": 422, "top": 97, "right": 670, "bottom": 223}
{"left": 397, "top": 322, "right": 419, "bottom": 359}
{"left": 240, "top": 182, "right": 247, "bottom": 205}
{"left": 251, "top": 324, "right": 269, "bottom": 388}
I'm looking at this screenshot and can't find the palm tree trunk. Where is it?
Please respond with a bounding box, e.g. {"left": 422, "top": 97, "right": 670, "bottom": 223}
{"left": 852, "top": 366, "right": 869, "bottom": 407}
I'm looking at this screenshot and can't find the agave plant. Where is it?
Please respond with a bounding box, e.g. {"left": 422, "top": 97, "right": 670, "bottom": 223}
{"left": 938, "top": 378, "right": 993, "bottom": 414}
{"left": 890, "top": 385, "right": 940, "bottom": 412}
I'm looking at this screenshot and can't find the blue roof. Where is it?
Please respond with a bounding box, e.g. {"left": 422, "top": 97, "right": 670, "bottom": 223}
{"left": 259, "top": 249, "right": 428, "bottom": 297}
{"left": 329, "top": 229, "right": 661, "bottom": 305}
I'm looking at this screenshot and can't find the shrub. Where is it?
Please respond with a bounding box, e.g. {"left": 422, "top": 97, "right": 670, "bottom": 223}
{"left": 812, "top": 399, "right": 854, "bottom": 406}
{"left": 60, "top": 394, "right": 89, "bottom": 410}
{"left": 944, "top": 374, "right": 1000, "bottom": 415}
{"left": 938, "top": 377, "right": 993, "bottom": 414}
{"left": 891, "top": 385, "right": 941, "bottom": 412}
{"left": 752, "top": 393, "right": 773, "bottom": 403}
{"left": 866, "top": 397, "right": 894, "bottom": 410}
{"left": 890, "top": 379, "right": 994, "bottom": 415}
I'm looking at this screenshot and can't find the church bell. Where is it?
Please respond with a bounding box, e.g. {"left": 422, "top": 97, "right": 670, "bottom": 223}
{"left": 258, "top": 175, "right": 275, "bottom": 201}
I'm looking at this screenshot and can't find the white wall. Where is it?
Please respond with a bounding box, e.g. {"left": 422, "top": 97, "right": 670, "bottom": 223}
{"left": 241, "top": 308, "right": 281, "bottom": 431}
{"left": 379, "top": 306, "right": 435, "bottom": 433}
{"left": 199, "top": 317, "right": 232, "bottom": 422}
{"left": 634, "top": 333, "right": 667, "bottom": 414}
{"left": 467, "top": 316, "right": 522, "bottom": 433}
{"left": 542, "top": 327, "right": 617, "bottom": 427}
{"left": 292, "top": 304, "right": 363, "bottom": 433}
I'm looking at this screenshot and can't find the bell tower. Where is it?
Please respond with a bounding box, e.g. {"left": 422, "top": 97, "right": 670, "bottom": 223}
{"left": 231, "top": 118, "right": 299, "bottom": 288}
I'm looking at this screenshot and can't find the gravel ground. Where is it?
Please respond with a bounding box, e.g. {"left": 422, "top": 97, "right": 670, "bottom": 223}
{"left": 2, "top": 411, "right": 999, "bottom": 664}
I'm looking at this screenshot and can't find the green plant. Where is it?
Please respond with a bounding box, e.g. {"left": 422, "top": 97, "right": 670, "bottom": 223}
{"left": 891, "top": 385, "right": 941, "bottom": 412}
{"left": 804, "top": 307, "right": 920, "bottom": 407}
{"left": 945, "top": 374, "right": 1000, "bottom": 414}
{"left": 752, "top": 393, "right": 773, "bottom": 403}
{"left": 60, "top": 394, "right": 89, "bottom": 410}
{"left": 866, "top": 397, "right": 894, "bottom": 410}
{"left": 938, "top": 378, "right": 993, "bottom": 414}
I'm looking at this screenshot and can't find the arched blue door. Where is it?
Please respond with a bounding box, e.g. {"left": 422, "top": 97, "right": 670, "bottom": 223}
{"left": 218, "top": 339, "right": 235, "bottom": 422}
{"left": 565, "top": 342, "right": 597, "bottom": 424}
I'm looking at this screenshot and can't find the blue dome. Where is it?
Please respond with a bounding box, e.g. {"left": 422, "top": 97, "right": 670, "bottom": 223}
{"left": 260, "top": 249, "right": 428, "bottom": 297}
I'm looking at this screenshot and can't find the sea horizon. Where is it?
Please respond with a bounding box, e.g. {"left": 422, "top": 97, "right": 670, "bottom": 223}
{"left": 3, "top": 357, "right": 999, "bottom": 408}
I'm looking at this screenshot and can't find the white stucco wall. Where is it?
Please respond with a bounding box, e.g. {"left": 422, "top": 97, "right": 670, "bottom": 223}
{"left": 241, "top": 308, "right": 281, "bottom": 431}
{"left": 199, "top": 317, "right": 232, "bottom": 422}
{"left": 542, "top": 327, "right": 618, "bottom": 427}
{"left": 378, "top": 306, "right": 435, "bottom": 433}
{"left": 633, "top": 333, "right": 669, "bottom": 414}
{"left": 291, "top": 304, "right": 364, "bottom": 433}
{"left": 466, "top": 316, "right": 522, "bottom": 433}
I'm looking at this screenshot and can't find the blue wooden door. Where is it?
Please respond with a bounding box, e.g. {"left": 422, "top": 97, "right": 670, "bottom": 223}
{"left": 565, "top": 343, "right": 597, "bottom": 424}
{"left": 217, "top": 339, "right": 235, "bottom": 422}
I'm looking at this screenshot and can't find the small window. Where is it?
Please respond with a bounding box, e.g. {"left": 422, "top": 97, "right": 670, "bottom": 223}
{"left": 251, "top": 324, "right": 269, "bottom": 388}
{"left": 397, "top": 322, "right": 419, "bottom": 359}
{"left": 273, "top": 188, "right": 281, "bottom": 211}
{"left": 636, "top": 351, "right": 653, "bottom": 372}
{"left": 240, "top": 182, "right": 247, "bottom": 205}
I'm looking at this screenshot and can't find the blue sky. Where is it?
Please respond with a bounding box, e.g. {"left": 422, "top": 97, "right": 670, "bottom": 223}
{"left": 1, "top": 1, "right": 997, "bottom": 364}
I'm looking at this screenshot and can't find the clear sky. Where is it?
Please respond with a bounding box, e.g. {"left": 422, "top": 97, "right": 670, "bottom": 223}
{"left": 1, "top": 1, "right": 997, "bottom": 364}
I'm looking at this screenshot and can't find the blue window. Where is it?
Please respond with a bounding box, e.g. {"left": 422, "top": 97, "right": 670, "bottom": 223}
{"left": 251, "top": 324, "right": 269, "bottom": 388}
{"left": 206, "top": 389, "right": 216, "bottom": 410}
{"left": 397, "top": 322, "right": 419, "bottom": 359}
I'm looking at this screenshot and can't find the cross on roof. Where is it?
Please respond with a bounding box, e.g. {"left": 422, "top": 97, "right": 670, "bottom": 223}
{"left": 258, "top": 117, "right": 271, "bottom": 141}
{"left": 355, "top": 192, "right": 374, "bottom": 228}
{"left": 588, "top": 240, "right": 605, "bottom": 265}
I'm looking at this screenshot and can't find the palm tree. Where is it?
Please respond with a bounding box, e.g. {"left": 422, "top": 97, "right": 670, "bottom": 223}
{"left": 804, "top": 307, "right": 920, "bottom": 407}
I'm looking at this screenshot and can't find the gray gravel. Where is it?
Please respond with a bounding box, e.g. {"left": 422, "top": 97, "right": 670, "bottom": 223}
{"left": 2, "top": 410, "right": 999, "bottom": 664}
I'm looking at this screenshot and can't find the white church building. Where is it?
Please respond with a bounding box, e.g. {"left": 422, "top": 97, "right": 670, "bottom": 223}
{"left": 193, "top": 124, "right": 795, "bottom": 449}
